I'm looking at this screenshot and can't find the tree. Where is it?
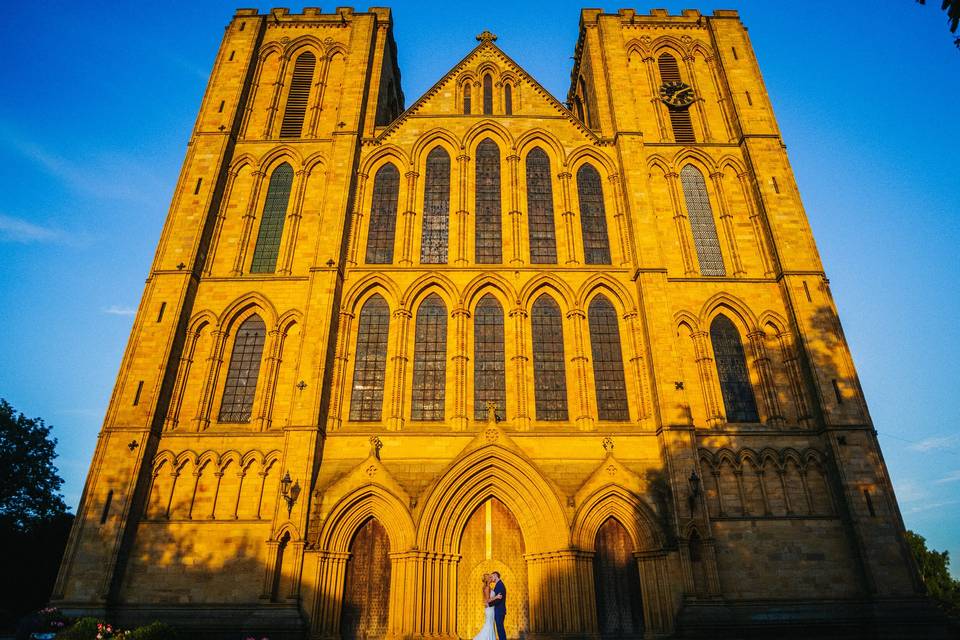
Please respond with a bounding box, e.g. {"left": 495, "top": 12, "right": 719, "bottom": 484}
{"left": 0, "top": 399, "right": 74, "bottom": 633}
{"left": 906, "top": 529, "right": 960, "bottom": 614}
{"left": 917, "top": 0, "right": 960, "bottom": 49}
{"left": 0, "top": 398, "right": 69, "bottom": 530}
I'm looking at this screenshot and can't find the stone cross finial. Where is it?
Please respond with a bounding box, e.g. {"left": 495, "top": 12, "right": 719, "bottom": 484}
{"left": 369, "top": 436, "right": 383, "bottom": 460}
{"left": 476, "top": 30, "right": 497, "bottom": 43}
{"left": 602, "top": 436, "right": 614, "bottom": 454}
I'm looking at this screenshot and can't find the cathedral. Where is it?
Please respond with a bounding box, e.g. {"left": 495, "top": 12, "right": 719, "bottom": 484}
{"left": 52, "top": 7, "right": 943, "bottom": 639}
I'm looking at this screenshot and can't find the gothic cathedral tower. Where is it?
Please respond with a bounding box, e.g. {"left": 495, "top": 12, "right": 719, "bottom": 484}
{"left": 53, "top": 7, "right": 943, "bottom": 639}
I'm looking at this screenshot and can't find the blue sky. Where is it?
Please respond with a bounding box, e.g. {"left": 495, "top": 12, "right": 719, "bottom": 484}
{"left": 1, "top": 1, "right": 958, "bottom": 572}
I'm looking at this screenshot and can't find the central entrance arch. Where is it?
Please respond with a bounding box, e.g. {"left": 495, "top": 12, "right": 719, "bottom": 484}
{"left": 457, "top": 497, "right": 528, "bottom": 639}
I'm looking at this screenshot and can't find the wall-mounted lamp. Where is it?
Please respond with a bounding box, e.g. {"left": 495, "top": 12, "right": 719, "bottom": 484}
{"left": 279, "top": 471, "right": 300, "bottom": 516}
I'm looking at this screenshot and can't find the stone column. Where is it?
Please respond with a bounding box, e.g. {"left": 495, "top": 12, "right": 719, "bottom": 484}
{"left": 709, "top": 171, "right": 745, "bottom": 276}
{"left": 509, "top": 307, "right": 531, "bottom": 430}
{"left": 623, "top": 311, "right": 652, "bottom": 426}
{"left": 307, "top": 55, "right": 330, "bottom": 137}
{"left": 636, "top": 551, "right": 675, "bottom": 636}
{"left": 665, "top": 171, "right": 697, "bottom": 275}
{"left": 683, "top": 54, "right": 712, "bottom": 142}
{"left": 557, "top": 171, "right": 579, "bottom": 264}
{"left": 704, "top": 54, "right": 736, "bottom": 142}
{"left": 455, "top": 152, "right": 470, "bottom": 265}
{"left": 690, "top": 330, "right": 723, "bottom": 426}
{"left": 644, "top": 56, "right": 669, "bottom": 141}
{"left": 240, "top": 53, "right": 269, "bottom": 139}
{"left": 777, "top": 331, "right": 812, "bottom": 427}
{"left": 346, "top": 171, "right": 368, "bottom": 267}
{"left": 255, "top": 328, "right": 283, "bottom": 430}
{"left": 193, "top": 329, "right": 227, "bottom": 431}
{"left": 399, "top": 170, "right": 419, "bottom": 266}
{"left": 567, "top": 308, "right": 594, "bottom": 431}
{"left": 164, "top": 328, "right": 199, "bottom": 430}
{"left": 388, "top": 308, "right": 412, "bottom": 430}
{"left": 325, "top": 309, "right": 354, "bottom": 431}
{"left": 525, "top": 550, "right": 595, "bottom": 636}
{"left": 747, "top": 330, "right": 784, "bottom": 426}
{"left": 507, "top": 153, "right": 524, "bottom": 266}
{"left": 263, "top": 54, "right": 291, "bottom": 138}
{"left": 451, "top": 306, "right": 470, "bottom": 430}
{"left": 277, "top": 168, "right": 309, "bottom": 275}
{"left": 607, "top": 172, "right": 632, "bottom": 266}
{"left": 203, "top": 168, "right": 239, "bottom": 276}
{"left": 232, "top": 170, "right": 265, "bottom": 275}
{"left": 311, "top": 550, "right": 349, "bottom": 638}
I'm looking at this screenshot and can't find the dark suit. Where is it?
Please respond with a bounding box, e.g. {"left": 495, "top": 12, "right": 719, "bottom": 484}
{"left": 492, "top": 579, "right": 506, "bottom": 640}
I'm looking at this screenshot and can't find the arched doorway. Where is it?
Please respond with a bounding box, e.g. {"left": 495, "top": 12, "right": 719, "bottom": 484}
{"left": 341, "top": 518, "right": 391, "bottom": 640}
{"left": 457, "top": 498, "right": 528, "bottom": 639}
{"left": 594, "top": 517, "right": 643, "bottom": 638}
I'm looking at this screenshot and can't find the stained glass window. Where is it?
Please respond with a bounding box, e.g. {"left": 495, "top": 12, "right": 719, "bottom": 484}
{"left": 218, "top": 315, "right": 266, "bottom": 423}
{"left": 680, "top": 165, "right": 725, "bottom": 276}
{"left": 250, "top": 163, "right": 293, "bottom": 273}
{"left": 526, "top": 148, "right": 558, "bottom": 264}
{"left": 365, "top": 164, "right": 399, "bottom": 264}
{"left": 421, "top": 147, "right": 450, "bottom": 264}
{"left": 463, "top": 83, "right": 471, "bottom": 115}
{"left": 710, "top": 314, "right": 759, "bottom": 423}
{"left": 658, "top": 53, "right": 695, "bottom": 143}
{"left": 474, "top": 294, "right": 506, "bottom": 421}
{"left": 349, "top": 295, "right": 390, "bottom": 421}
{"left": 504, "top": 84, "right": 513, "bottom": 115}
{"left": 483, "top": 74, "right": 493, "bottom": 115}
{"left": 577, "top": 164, "right": 612, "bottom": 264}
{"left": 279, "top": 52, "right": 315, "bottom": 138}
{"left": 532, "top": 294, "right": 568, "bottom": 421}
{"left": 475, "top": 139, "right": 502, "bottom": 264}
{"left": 588, "top": 296, "right": 629, "bottom": 421}
{"left": 411, "top": 294, "right": 447, "bottom": 421}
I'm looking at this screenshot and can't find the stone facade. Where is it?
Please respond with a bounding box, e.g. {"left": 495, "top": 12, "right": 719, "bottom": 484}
{"left": 53, "top": 7, "right": 945, "bottom": 639}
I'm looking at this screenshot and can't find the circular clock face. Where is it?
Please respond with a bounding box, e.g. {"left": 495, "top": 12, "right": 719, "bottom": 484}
{"left": 659, "top": 81, "right": 696, "bottom": 108}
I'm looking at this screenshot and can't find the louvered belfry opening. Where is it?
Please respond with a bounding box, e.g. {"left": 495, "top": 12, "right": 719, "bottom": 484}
{"left": 658, "top": 53, "right": 695, "bottom": 144}
{"left": 279, "top": 52, "right": 316, "bottom": 138}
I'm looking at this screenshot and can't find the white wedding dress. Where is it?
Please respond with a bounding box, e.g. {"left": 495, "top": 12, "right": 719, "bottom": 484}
{"left": 472, "top": 604, "right": 497, "bottom": 640}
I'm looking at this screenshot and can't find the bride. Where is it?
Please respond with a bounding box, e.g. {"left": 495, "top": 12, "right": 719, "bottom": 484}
{"left": 472, "top": 573, "right": 501, "bottom": 640}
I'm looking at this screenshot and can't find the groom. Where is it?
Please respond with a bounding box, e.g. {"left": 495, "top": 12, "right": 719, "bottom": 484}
{"left": 490, "top": 571, "right": 506, "bottom": 640}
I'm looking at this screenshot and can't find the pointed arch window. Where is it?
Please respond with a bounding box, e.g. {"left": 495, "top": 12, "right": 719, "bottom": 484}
{"left": 411, "top": 294, "right": 447, "bottom": 421}
{"left": 463, "top": 83, "right": 472, "bottom": 115}
{"left": 588, "top": 296, "right": 629, "bottom": 421}
{"left": 710, "top": 315, "right": 759, "bottom": 423}
{"left": 475, "top": 139, "right": 502, "bottom": 263}
{"left": 218, "top": 314, "right": 266, "bottom": 423}
{"left": 680, "top": 165, "right": 725, "bottom": 276}
{"left": 279, "top": 52, "right": 315, "bottom": 138}
{"left": 504, "top": 84, "right": 513, "bottom": 115}
{"left": 365, "top": 164, "right": 400, "bottom": 264}
{"left": 577, "top": 164, "right": 612, "bottom": 264}
{"left": 349, "top": 295, "right": 390, "bottom": 421}
{"left": 474, "top": 294, "right": 506, "bottom": 421}
{"left": 658, "top": 53, "right": 695, "bottom": 143}
{"left": 421, "top": 147, "right": 450, "bottom": 264}
{"left": 579, "top": 77, "right": 594, "bottom": 129}
{"left": 531, "top": 294, "right": 568, "bottom": 421}
{"left": 526, "top": 148, "right": 558, "bottom": 264}
{"left": 483, "top": 74, "right": 493, "bottom": 115}
{"left": 250, "top": 163, "right": 293, "bottom": 273}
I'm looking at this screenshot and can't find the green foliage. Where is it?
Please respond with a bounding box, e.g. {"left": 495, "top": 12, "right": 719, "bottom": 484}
{"left": 906, "top": 529, "right": 960, "bottom": 613}
{"left": 55, "top": 617, "right": 99, "bottom": 640}
{"left": 0, "top": 398, "right": 68, "bottom": 530}
{"left": 128, "top": 622, "right": 179, "bottom": 640}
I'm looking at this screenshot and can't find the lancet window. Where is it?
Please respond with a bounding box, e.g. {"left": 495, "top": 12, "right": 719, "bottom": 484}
{"left": 680, "top": 165, "right": 725, "bottom": 276}
{"left": 531, "top": 294, "right": 568, "bottom": 421}
{"left": 475, "top": 139, "right": 502, "bottom": 263}
{"left": 483, "top": 74, "right": 493, "bottom": 115}
{"left": 463, "top": 83, "right": 472, "bottom": 115}
{"left": 411, "top": 294, "right": 447, "bottom": 421}
{"left": 279, "top": 52, "right": 315, "bottom": 138}
{"left": 250, "top": 163, "right": 293, "bottom": 273}
{"left": 710, "top": 314, "right": 759, "bottom": 423}
{"left": 421, "top": 147, "right": 450, "bottom": 264}
{"left": 473, "top": 294, "right": 506, "bottom": 421}
{"left": 365, "top": 164, "right": 400, "bottom": 264}
{"left": 526, "top": 148, "right": 558, "bottom": 264}
{"left": 588, "top": 296, "right": 629, "bottom": 420}
{"left": 349, "top": 295, "right": 390, "bottom": 421}
{"left": 504, "top": 84, "right": 513, "bottom": 115}
{"left": 218, "top": 315, "right": 266, "bottom": 423}
{"left": 658, "top": 53, "right": 695, "bottom": 143}
{"left": 577, "top": 164, "right": 612, "bottom": 264}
